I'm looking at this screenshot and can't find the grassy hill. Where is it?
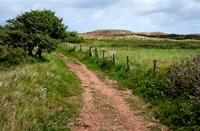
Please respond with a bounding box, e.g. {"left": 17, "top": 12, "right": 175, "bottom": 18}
{"left": 79, "top": 29, "right": 200, "bottom": 40}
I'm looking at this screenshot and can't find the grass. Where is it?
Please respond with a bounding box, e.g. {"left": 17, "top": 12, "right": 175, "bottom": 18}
{"left": 102, "top": 48, "right": 200, "bottom": 69}
{"left": 63, "top": 41, "right": 200, "bottom": 72}
{"left": 59, "top": 37, "right": 200, "bottom": 130}
{"left": 0, "top": 53, "right": 83, "bottom": 130}
{"left": 60, "top": 42, "right": 200, "bottom": 87}
{"left": 85, "top": 38, "right": 200, "bottom": 49}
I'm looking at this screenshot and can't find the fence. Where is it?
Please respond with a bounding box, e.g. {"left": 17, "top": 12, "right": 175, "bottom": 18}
{"left": 61, "top": 43, "right": 158, "bottom": 76}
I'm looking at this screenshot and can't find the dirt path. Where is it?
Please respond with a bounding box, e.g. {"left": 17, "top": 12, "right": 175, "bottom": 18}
{"left": 55, "top": 53, "right": 167, "bottom": 131}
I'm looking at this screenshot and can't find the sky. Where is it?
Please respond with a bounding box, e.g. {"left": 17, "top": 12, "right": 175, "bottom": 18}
{"left": 0, "top": 0, "right": 200, "bottom": 34}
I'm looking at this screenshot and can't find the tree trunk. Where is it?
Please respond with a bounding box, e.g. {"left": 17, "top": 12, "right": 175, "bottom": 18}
{"left": 37, "top": 48, "right": 42, "bottom": 58}
{"left": 28, "top": 49, "right": 34, "bottom": 56}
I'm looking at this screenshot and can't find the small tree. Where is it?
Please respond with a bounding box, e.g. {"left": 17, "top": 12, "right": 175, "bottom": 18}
{"left": 5, "top": 10, "right": 67, "bottom": 57}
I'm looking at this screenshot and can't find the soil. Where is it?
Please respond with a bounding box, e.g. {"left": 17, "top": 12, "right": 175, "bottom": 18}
{"left": 55, "top": 53, "right": 168, "bottom": 131}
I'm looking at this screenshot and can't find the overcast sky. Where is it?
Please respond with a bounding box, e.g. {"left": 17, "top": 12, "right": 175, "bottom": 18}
{"left": 0, "top": 0, "right": 200, "bottom": 34}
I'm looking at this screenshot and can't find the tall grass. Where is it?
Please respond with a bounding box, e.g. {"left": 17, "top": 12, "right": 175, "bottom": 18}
{"left": 0, "top": 54, "right": 82, "bottom": 130}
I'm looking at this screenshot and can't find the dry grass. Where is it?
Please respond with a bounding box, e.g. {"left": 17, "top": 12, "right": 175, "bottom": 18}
{"left": 79, "top": 29, "right": 199, "bottom": 40}
{"left": 79, "top": 29, "right": 135, "bottom": 40}
{"left": 0, "top": 54, "right": 83, "bottom": 130}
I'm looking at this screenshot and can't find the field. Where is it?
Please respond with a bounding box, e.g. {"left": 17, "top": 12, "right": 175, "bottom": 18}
{"left": 65, "top": 37, "right": 200, "bottom": 72}
{"left": 61, "top": 36, "right": 200, "bottom": 130}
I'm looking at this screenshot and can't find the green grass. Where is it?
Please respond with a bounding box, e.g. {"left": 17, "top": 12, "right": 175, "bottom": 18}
{"left": 0, "top": 53, "right": 83, "bottom": 130}
{"left": 62, "top": 41, "right": 200, "bottom": 71}
{"left": 59, "top": 38, "right": 200, "bottom": 130}
{"left": 103, "top": 48, "right": 200, "bottom": 69}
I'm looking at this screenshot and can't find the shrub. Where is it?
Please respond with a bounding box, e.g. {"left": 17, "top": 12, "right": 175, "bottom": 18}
{"left": 0, "top": 46, "right": 29, "bottom": 67}
{"left": 65, "top": 31, "right": 84, "bottom": 43}
{"left": 65, "top": 36, "right": 84, "bottom": 43}
{"left": 153, "top": 55, "right": 200, "bottom": 130}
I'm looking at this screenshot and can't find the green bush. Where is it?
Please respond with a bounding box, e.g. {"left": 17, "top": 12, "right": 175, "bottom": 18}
{"left": 0, "top": 46, "right": 30, "bottom": 67}
{"left": 65, "top": 36, "right": 84, "bottom": 43}
{"left": 132, "top": 55, "right": 200, "bottom": 130}
{"left": 164, "top": 56, "right": 200, "bottom": 100}
{"left": 65, "top": 31, "right": 84, "bottom": 43}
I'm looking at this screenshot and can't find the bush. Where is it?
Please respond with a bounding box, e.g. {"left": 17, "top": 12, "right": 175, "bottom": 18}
{"left": 150, "top": 55, "right": 200, "bottom": 130}
{"left": 0, "top": 46, "right": 29, "bottom": 67}
{"left": 65, "top": 36, "right": 84, "bottom": 43}
{"left": 164, "top": 56, "right": 200, "bottom": 100}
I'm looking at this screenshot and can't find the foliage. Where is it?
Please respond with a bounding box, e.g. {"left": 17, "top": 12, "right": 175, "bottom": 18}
{"left": 0, "top": 46, "right": 32, "bottom": 68}
{"left": 0, "top": 26, "right": 8, "bottom": 46}
{"left": 4, "top": 9, "right": 67, "bottom": 57}
{"left": 149, "top": 55, "right": 200, "bottom": 130}
{"left": 164, "top": 56, "right": 200, "bottom": 100}
{"left": 65, "top": 31, "right": 84, "bottom": 43}
{"left": 121, "top": 55, "right": 200, "bottom": 130}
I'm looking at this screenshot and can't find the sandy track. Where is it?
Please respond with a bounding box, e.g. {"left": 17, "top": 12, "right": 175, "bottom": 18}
{"left": 55, "top": 53, "right": 166, "bottom": 131}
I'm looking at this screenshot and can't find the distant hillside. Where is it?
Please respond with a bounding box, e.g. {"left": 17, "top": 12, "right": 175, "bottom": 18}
{"left": 79, "top": 29, "right": 200, "bottom": 40}
{"left": 79, "top": 29, "right": 135, "bottom": 39}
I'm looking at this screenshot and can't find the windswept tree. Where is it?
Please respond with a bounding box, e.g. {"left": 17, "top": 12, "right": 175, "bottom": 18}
{"left": 5, "top": 10, "right": 67, "bottom": 57}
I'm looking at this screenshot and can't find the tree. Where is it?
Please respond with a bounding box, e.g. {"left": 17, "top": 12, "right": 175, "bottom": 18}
{"left": 5, "top": 10, "right": 67, "bottom": 57}
{"left": 0, "top": 25, "right": 8, "bottom": 46}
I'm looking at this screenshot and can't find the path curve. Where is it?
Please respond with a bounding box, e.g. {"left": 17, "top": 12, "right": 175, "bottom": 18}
{"left": 55, "top": 53, "right": 167, "bottom": 131}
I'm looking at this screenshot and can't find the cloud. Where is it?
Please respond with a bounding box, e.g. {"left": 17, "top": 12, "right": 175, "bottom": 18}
{"left": 0, "top": 0, "right": 199, "bottom": 34}
{"left": 69, "top": 0, "right": 120, "bottom": 9}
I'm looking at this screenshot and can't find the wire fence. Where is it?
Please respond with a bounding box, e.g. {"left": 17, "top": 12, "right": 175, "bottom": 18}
{"left": 61, "top": 43, "right": 158, "bottom": 76}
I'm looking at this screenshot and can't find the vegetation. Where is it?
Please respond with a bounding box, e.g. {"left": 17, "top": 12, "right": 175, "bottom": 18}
{"left": 59, "top": 38, "right": 200, "bottom": 130}
{"left": 86, "top": 39, "right": 200, "bottom": 49}
{"left": 3, "top": 10, "right": 66, "bottom": 57}
{"left": 0, "top": 46, "right": 29, "bottom": 67}
{"left": 1, "top": 9, "right": 199, "bottom": 130}
{"left": 0, "top": 10, "right": 83, "bottom": 68}
{"left": 0, "top": 54, "right": 82, "bottom": 130}
{"left": 0, "top": 10, "right": 85, "bottom": 130}
{"left": 65, "top": 31, "right": 84, "bottom": 43}
{"left": 152, "top": 55, "right": 200, "bottom": 130}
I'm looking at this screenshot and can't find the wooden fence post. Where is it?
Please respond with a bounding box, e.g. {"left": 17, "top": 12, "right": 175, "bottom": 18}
{"left": 103, "top": 49, "right": 105, "bottom": 59}
{"left": 126, "top": 56, "right": 131, "bottom": 71}
{"left": 80, "top": 44, "right": 82, "bottom": 52}
{"left": 153, "top": 59, "right": 157, "bottom": 76}
{"left": 113, "top": 53, "right": 115, "bottom": 65}
{"left": 74, "top": 45, "right": 76, "bottom": 51}
{"left": 89, "top": 46, "right": 93, "bottom": 57}
{"left": 95, "top": 48, "right": 99, "bottom": 58}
